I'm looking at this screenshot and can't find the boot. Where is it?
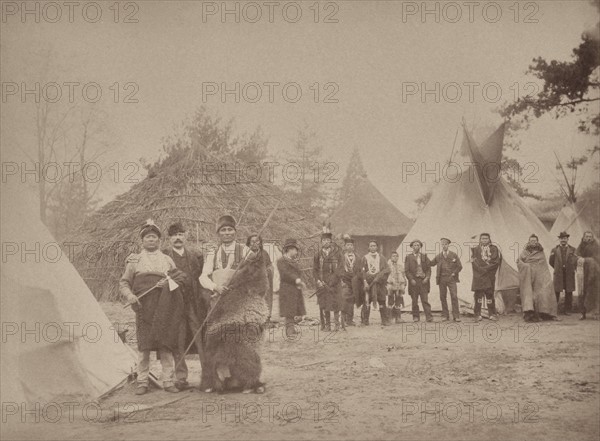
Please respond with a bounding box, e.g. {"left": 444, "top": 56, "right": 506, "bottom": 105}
{"left": 340, "top": 311, "right": 346, "bottom": 330}
{"left": 361, "top": 305, "right": 370, "bottom": 325}
{"left": 333, "top": 311, "right": 341, "bottom": 331}
{"left": 394, "top": 307, "right": 402, "bottom": 324}
{"left": 325, "top": 311, "right": 332, "bottom": 332}
{"left": 320, "top": 308, "right": 326, "bottom": 331}
{"left": 380, "top": 307, "right": 390, "bottom": 326}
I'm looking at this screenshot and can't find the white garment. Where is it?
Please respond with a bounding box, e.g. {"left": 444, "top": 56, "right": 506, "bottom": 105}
{"left": 366, "top": 252, "right": 380, "bottom": 274}
{"left": 199, "top": 241, "right": 249, "bottom": 291}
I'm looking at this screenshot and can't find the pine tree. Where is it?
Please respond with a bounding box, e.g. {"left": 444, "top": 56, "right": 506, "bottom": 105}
{"left": 340, "top": 148, "right": 367, "bottom": 202}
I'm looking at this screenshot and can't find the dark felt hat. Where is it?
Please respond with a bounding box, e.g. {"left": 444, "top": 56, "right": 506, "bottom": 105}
{"left": 282, "top": 238, "right": 299, "bottom": 252}
{"left": 167, "top": 222, "right": 185, "bottom": 236}
{"left": 216, "top": 214, "right": 236, "bottom": 233}
{"left": 558, "top": 231, "right": 570, "bottom": 239}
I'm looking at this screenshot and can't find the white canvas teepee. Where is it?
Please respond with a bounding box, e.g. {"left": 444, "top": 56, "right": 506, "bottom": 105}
{"left": 0, "top": 184, "right": 136, "bottom": 405}
{"left": 397, "top": 124, "right": 556, "bottom": 313}
{"left": 550, "top": 204, "right": 591, "bottom": 243}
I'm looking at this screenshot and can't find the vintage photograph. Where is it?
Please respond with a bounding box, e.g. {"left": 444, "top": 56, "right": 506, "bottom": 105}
{"left": 1, "top": 1, "right": 599, "bottom": 440}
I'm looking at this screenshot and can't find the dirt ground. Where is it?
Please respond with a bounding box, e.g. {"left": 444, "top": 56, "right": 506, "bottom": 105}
{"left": 3, "top": 292, "right": 599, "bottom": 441}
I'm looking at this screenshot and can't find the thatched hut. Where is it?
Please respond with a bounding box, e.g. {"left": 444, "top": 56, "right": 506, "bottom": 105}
{"left": 69, "top": 158, "right": 322, "bottom": 301}
{"left": 329, "top": 176, "right": 413, "bottom": 257}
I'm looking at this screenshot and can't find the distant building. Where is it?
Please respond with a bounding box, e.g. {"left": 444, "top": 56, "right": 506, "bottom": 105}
{"left": 329, "top": 176, "right": 413, "bottom": 256}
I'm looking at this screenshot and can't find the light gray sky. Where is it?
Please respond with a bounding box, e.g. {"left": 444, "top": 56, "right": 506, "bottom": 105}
{"left": 2, "top": 1, "right": 599, "bottom": 217}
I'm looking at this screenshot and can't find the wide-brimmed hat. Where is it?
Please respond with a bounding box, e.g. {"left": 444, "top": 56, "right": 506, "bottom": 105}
{"left": 282, "top": 238, "right": 299, "bottom": 252}
{"left": 410, "top": 239, "right": 423, "bottom": 247}
{"left": 216, "top": 214, "right": 236, "bottom": 233}
{"left": 558, "top": 231, "right": 570, "bottom": 239}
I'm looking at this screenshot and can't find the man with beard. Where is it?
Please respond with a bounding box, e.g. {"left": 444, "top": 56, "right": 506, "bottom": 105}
{"left": 471, "top": 233, "right": 501, "bottom": 321}
{"left": 404, "top": 240, "right": 433, "bottom": 323}
{"left": 361, "top": 240, "right": 391, "bottom": 326}
{"left": 313, "top": 228, "right": 343, "bottom": 331}
{"left": 576, "top": 231, "right": 600, "bottom": 320}
{"left": 163, "top": 222, "right": 206, "bottom": 391}
{"left": 246, "top": 234, "right": 274, "bottom": 322}
{"left": 119, "top": 219, "right": 185, "bottom": 395}
{"left": 517, "top": 234, "right": 558, "bottom": 322}
{"left": 549, "top": 231, "right": 578, "bottom": 315}
{"left": 337, "top": 235, "right": 362, "bottom": 328}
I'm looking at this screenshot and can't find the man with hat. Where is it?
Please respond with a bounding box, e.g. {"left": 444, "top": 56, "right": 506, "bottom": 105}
{"left": 277, "top": 238, "right": 307, "bottom": 337}
{"left": 337, "top": 235, "right": 362, "bottom": 327}
{"left": 549, "top": 231, "right": 578, "bottom": 315}
{"left": 163, "top": 222, "right": 206, "bottom": 390}
{"left": 404, "top": 239, "right": 433, "bottom": 322}
{"left": 429, "top": 238, "right": 463, "bottom": 322}
{"left": 199, "top": 214, "right": 249, "bottom": 308}
{"left": 313, "top": 226, "right": 343, "bottom": 331}
{"left": 119, "top": 219, "right": 185, "bottom": 395}
{"left": 471, "top": 233, "right": 501, "bottom": 321}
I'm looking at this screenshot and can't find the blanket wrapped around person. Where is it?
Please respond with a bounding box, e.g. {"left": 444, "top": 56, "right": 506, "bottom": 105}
{"left": 132, "top": 269, "right": 187, "bottom": 352}
{"left": 517, "top": 244, "right": 557, "bottom": 321}
{"left": 201, "top": 250, "right": 268, "bottom": 393}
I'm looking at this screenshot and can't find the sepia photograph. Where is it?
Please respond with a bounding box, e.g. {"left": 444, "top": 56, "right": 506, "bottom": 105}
{"left": 1, "top": 1, "right": 599, "bottom": 440}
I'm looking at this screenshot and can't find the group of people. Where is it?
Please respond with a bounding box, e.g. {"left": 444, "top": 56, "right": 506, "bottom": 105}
{"left": 119, "top": 215, "right": 272, "bottom": 395}
{"left": 119, "top": 215, "right": 600, "bottom": 395}
{"left": 278, "top": 229, "right": 600, "bottom": 334}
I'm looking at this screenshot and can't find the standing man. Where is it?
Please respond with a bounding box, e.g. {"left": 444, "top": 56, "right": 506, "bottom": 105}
{"left": 338, "top": 235, "right": 362, "bottom": 328}
{"left": 471, "top": 233, "right": 501, "bottom": 321}
{"left": 361, "top": 240, "right": 391, "bottom": 326}
{"left": 313, "top": 228, "right": 343, "bottom": 331}
{"left": 549, "top": 231, "right": 578, "bottom": 315}
{"left": 247, "top": 234, "right": 274, "bottom": 322}
{"left": 386, "top": 251, "right": 406, "bottom": 324}
{"left": 430, "top": 238, "right": 463, "bottom": 322}
{"left": 404, "top": 239, "right": 433, "bottom": 323}
{"left": 575, "top": 231, "right": 599, "bottom": 320}
{"left": 163, "top": 222, "right": 206, "bottom": 391}
{"left": 119, "top": 219, "right": 184, "bottom": 395}
{"left": 199, "top": 215, "right": 249, "bottom": 308}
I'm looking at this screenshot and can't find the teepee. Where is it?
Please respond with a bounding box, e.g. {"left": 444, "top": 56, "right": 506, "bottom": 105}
{"left": 397, "top": 123, "right": 556, "bottom": 313}
{"left": 0, "top": 184, "right": 136, "bottom": 405}
{"left": 549, "top": 153, "right": 593, "bottom": 241}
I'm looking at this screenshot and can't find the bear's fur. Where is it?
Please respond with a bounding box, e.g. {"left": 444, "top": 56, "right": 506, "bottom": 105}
{"left": 202, "top": 251, "right": 268, "bottom": 393}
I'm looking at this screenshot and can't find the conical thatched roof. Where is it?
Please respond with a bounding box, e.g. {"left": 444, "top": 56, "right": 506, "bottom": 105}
{"left": 69, "top": 159, "right": 322, "bottom": 300}
{"left": 330, "top": 176, "right": 413, "bottom": 236}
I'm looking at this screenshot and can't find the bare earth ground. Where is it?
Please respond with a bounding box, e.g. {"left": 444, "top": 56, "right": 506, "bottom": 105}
{"left": 3, "top": 292, "right": 599, "bottom": 441}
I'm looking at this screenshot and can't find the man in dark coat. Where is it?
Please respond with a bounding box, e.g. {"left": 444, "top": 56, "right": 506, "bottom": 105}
{"left": 337, "top": 235, "right": 362, "bottom": 328}
{"left": 360, "top": 240, "right": 390, "bottom": 326}
{"left": 277, "top": 239, "right": 307, "bottom": 337}
{"left": 549, "top": 231, "right": 578, "bottom": 315}
{"left": 313, "top": 229, "right": 343, "bottom": 331}
{"left": 430, "top": 238, "right": 463, "bottom": 322}
{"left": 163, "top": 222, "right": 207, "bottom": 391}
{"left": 404, "top": 239, "right": 433, "bottom": 322}
{"left": 576, "top": 231, "right": 600, "bottom": 320}
{"left": 471, "top": 233, "right": 501, "bottom": 321}
{"left": 119, "top": 219, "right": 185, "bottom": 395}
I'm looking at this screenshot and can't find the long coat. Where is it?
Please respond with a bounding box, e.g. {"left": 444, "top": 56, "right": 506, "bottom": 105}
{"left": 549, "top": 245, "right": 578, "bottom": 292}
{"left": 313, "top": 245, "right": 343, "bottom": 310}
{"left": 277, "top": 256, "right": 307, "bottom": 318}
{"left": 360, "top": 253, "right": 390, "bottom": 304}
{"left": 576, "top": 239, "right": 600, "bottom": 313}
{"left": 470, "top": 245, "right": 501, "bottom": 291}
{"left": 404, "top": 253, "right": 432, "bottom": 295}
{"left": 430, "top": 251, "right": 462, "bottom": 285}
{"left": 337, "top": 252, "right": 364, "bottom": 307}
{"left": 163, "top": 247, "right": 207, "bottom": 354}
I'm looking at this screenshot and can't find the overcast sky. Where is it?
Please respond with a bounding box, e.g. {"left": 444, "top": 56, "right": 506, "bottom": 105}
{"left": 2, "top": 1, "right": 599, "bottom": 217}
